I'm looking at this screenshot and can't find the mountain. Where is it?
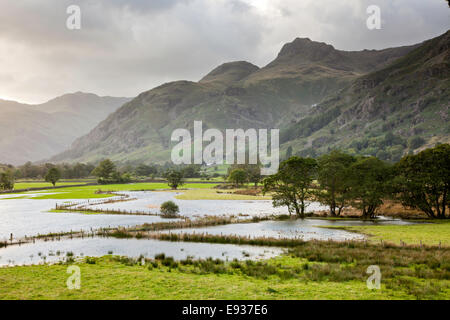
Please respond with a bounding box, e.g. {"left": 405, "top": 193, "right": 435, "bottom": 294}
{"left": 0, "top": 93, "right": 131, "bottom": 165}
{"left": 281, "top": 30, "right": 450, "bottom": 161}
{"left": 51, "top": 36, "right": 425, "bottom": 165}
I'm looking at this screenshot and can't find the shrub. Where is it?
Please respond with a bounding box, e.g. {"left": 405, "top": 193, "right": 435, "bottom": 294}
{"left": 160, "top": 201, "right": 180, "bottom": 218}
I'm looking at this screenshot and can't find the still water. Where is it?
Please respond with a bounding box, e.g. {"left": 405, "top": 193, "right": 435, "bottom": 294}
{"left": 0, "top": 190, "right": 415, "bottom": 266}
{"left": 0, "top": 191, "right": 326, "bottom": 240}
{"left": 0, "top": 237, "right": 283, "bottom": 266}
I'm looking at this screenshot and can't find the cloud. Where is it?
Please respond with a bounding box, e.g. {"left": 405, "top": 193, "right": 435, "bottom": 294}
{"left": 0, "top": 0, "right": 448, "bottom": 103}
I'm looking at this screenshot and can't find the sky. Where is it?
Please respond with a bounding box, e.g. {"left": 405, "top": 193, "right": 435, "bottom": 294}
{"left": 0, "top": 0, "right": 448, "bottom": 104}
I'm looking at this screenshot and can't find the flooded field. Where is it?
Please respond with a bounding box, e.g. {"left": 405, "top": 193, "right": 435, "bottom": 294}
{"left": 0, "top": 237, "right": 283, "bottom": 266}
{"left": 0, "top": 191, "right": 327, "bottom": 240}
{"left": 0, "top": 190, "right": 416, "bottom": 266}
{"left": 0, "top": 195, "right": 178, "bottom": 240}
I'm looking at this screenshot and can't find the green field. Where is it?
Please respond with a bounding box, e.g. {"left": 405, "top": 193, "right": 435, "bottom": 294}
{"left": 1, "top": 249, "right": 448, "bottom": 300}
{"left": 321, "top": 221, "right": 450, "bottom": 246}
{"left": 14, "top": 182, "right": 87, "bottom": 190}
{"left": 185, "top": 177, "right": 225, "bottom": 182}
{"left": 174, "top": 188, "right": 270, "bottom": 200}
{"left": 12, "top": 182, "right": 219, "bottom": 200}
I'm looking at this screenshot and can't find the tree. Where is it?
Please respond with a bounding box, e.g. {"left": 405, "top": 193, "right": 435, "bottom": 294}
{"left": 316, "top": 151, "right": 356, "bottom": 216}
{"left": 181, "top": 165, "right": 201, "bottom": 178}
{"left": 164, "top": 170, "right": 184, "bottom": 190}
{"left": 0, "top": 170, "right": 15, "bottom": 191}
{"left": 246, "top": 164, "right": 262, "bottom": 188}
{"left": 263, "top": 156, "right": 317, "bottom": 218}
{"left": 92, "top": 159, "right": 116, "bottom": 182}
{"left": 394, "top": 144, "right": 449, "bottom": 219}
{"left": 135, "top": 164, "right": 157, "bottom": 177}
{"left": 111, "top": 170, "right": 132, "bottom": 184}
{"left": 228, "top": 169, "right": 247, "bottom": 187}
{"left": 348, "top": 157, "right": 390, "bottom": 218}
{"left": 45, "top": 167, "right": 61, "bottom": 187}
{"left": 160, "top": 201, "right": 180, "bottom": 218}
{"left": 228, "top": 164, "right": 261, "bottom": 187}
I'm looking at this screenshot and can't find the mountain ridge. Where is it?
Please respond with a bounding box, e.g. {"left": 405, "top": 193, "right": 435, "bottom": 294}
{"left": 280, "top": 30, "right": 450, "bottom": 161}
{"left": 50, "top": 33, "right": 446, "bottom": 165}
{"left": 0, "top": 92, "right": 131, "bottom": 165}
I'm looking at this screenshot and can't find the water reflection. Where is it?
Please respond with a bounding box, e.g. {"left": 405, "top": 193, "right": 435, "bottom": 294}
{"left": 0, "top": 237, "right": 283, "bottom": 267}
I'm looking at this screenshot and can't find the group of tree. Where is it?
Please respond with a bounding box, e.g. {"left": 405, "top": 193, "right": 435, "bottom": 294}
{"left": 262, "top": 144, "right": 449, "bottom": 219}
{"left": 394, "top": 144, "right": 449, "bottom": 219}
{"left": 1, "top": 162, "right": 95, "bottom": 180}
{"left": 0, "top": 170, "right": 15, "bottom": 191}
{"left": 0, "top": 165, "right": 64, "bottom": 190}
{"left": 227, "top": 164, "right": 262, "bottom": 187}
{"left": 92, "top": 159, "right": 132, "bottom": 184}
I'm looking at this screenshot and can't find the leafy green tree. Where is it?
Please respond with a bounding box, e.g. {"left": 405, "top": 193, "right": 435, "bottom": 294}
{"left": 135, "top": 164, "right": 157, "bottom": 177}
{"left": 348, "top": 157, "right": 390, "bottom": 218}
{"left": 263, "top": 156, "right": 317, "bottom": 218}
{"left": 228, "top": 169, "right": 248, "bottom": 187}
{"left": 394, "top": 144, "right": 449, "bottom": 219}
{"left": 181, "top": 165, "right": 201, "bottom": 178}
{"left": 164, "top": 170, "right": 184, "bottom": 190}
{"left": 0, "top": 170, "right": 15, "bottom": 191}
{"left": 45, "top": 167, "right": 61, "bottom": 187}
{"left": 246, "top": 164, "right": 262, "bottom": 188}
{"left": 160, "top": 201, "right": 180, "bottom": 218}
{"left": 110, "top": 171, "right": 132, "bottom": 184}
{"left": 316, "top": 151, "right": 356, "bottom": 216}
{"left": 229, "top": 164, "right": 262, "bottom": 187}
{"left": 92, "top": 159, "right": 116, "bottom": 182}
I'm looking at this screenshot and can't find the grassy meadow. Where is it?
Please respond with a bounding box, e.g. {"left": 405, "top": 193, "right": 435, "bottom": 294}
{"left": 13, "top": 182, "right": 88, "bottom": 190}
{"left": 10, "top": 182, "right": 219, "bottom": 200}
{"left": 174, "top": 188, "right": 271, "bottom": 200}
{"left": 0, "top": 243, "right": 448, "bottom": 300}
{"left": 322, "top": 221, "right": 450, "bottom": 246}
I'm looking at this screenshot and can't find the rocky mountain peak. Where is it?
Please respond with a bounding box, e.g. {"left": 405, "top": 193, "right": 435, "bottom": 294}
{"left": 199, "top": 61, "right": 259, "bottom": 84}
{"left": 277, "top": 37, "right": 336, "bottom": 60}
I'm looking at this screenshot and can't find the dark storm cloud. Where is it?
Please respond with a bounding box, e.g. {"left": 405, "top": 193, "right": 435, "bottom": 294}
{"left": 0, "top": 0, "right": 448, "bottom": 103}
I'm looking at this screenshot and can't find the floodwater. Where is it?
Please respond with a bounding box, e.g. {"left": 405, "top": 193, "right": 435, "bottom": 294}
{"left": 0, "top": 191, "right": 326, "bottom": 240}
{"left": 0, "top": 195, "right": 178, "bottom": 241}
{"left": 0, "top": 237, "right": 283, "bottom": 267}
{"left": 0, "top": 190, "right": 416, "bottom": 266}
{"left": 84, "top": 191, "right": 316, "bottom": 218}
{"left": 168, "top": 218, "right": 414, "bottom": 241}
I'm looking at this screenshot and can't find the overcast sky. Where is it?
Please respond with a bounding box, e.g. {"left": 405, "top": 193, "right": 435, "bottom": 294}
{"left": 0, "top": 0, "right": 448, "bottom": 104}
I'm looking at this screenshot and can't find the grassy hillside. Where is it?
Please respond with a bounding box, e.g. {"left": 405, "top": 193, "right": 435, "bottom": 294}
{"left": 0, "top": 93, "right": 131, "bottom": 165}
{"left": 281, "top": 30, "right": 450, "bottom": 161}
